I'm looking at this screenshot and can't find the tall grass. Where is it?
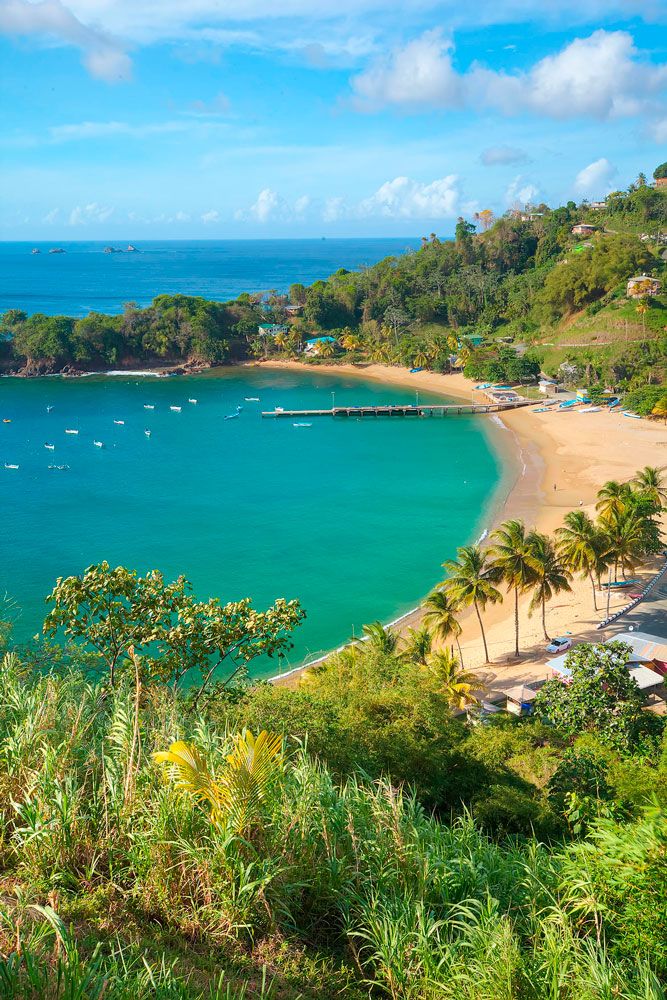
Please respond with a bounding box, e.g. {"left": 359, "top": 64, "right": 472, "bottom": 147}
{"left": 0, "top": 657, "right": 664, "bottom": 999}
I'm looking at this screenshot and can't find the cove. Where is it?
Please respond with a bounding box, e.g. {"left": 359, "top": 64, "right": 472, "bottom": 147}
{"left": 0, "top": 367, "right": 505, "bottom": 676}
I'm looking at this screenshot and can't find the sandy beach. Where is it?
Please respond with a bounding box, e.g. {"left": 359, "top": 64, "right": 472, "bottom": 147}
{"left": 253, "top": 361, "right": 667, "bottom": 692}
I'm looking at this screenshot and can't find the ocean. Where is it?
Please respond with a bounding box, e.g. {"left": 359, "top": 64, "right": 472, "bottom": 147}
{"left": 0, "top": 238, "right": 422, "bottom": 317}
{"left": 0, "top": 368, "right": 504, "bottom": 676}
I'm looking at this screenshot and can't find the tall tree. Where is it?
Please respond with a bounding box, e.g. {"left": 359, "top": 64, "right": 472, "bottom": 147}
{"left": 595, "top": 480, "right": 632, "bottom": 521}
{"left": 424, "top": 650, "right": 483, "bottom": 712}
{"left": 556, "top": 510, "right": 607, "bottom": 611}
{"left": 422, "top": 589, "right": 464, "bottom": 665}
{"left": 490, "top": 520, "right": 538, "bottom": 658}
{"left": 631, "top": 466, "right": 667, "bottom": 509}
{"left": 526, "top": 531, "right": 572, "bottom": 640}
{"left": 442, "top": 545, "right": 502, "bottom": 663}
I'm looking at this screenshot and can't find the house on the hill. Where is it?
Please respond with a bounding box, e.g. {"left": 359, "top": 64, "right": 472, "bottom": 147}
{"left": 257, "top": 323, "right": 289, "bottom": 336}
{"left": 626, "top": 274, "right": 661, "bottom": 298}
{"left": 304, "top": 335, "right": 338, "bottom": 355}
{"left": 571, "top": 223, "right": 598, "bottom": 236}
{"left": 655, "top": 177, "right": 667, "bottom": 189}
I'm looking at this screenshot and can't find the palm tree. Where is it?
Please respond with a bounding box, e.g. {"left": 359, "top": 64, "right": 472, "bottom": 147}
{"left": 595, "top": 480, "right": 632, "bottom": 521}
{"left": 424, "top": 650, "right": 483, "bottom": 711}
{"left": 358, "top": 620, "right": 399, "bottom": 655}
{"left": 636, "top": 301, "right": 648, "bottom": 336}
{"left": 526, "top": 531, "right": 572, "bottom": 640}
{"left": 316, "top": 338, "right": 336, "bottom": 358}
{"left": 341, "top": 331, "right": 361, "bottom": 352}
{"left": 273, "top": 331, "right": 288, "bottom": 351}
{"left": 422, "top": 589, "right": 464, "bottom": 665}
{"left": 556, "top": 510, "right": 607, "bottom": 611}
{"left": 600, "top": 508, "right": 646, "bottom": 583}
{"left": 413, "top": 350, "right": 429, "bottom": 369}
{"left": 489, "top": 520, "right": 538, "bottom": 658}
{"left": 442, "top": 545, "right": 502, "bottom": 663}
{"left": 632, "top": 466, "right": 667, "bottom": 509}
{"left": 400, "top": 626, "right": 432, "bottom": 665}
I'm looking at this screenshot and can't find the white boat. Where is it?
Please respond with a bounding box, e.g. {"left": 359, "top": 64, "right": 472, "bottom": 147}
{"left": 143, "top": 404, "right": 155, "bottom": 410}
{"left": 94, "top": 440, "right": 104, "bottom": 448}
{"left": 293, "top": 422, "right": 312, "bottom": 427}
{"left": 4, "top": 463, "right": 19, "bottom": 469}
{"left": 44, "top": 443, "right": 55, "bottom": 450}
{"left": 170, "top": 406, "right": 182, "bottom": 412}
{"left": 65, "top": 429, "right": 79, "bottom": 435}
{"left": 188, "top": 398, "right": 197, "bottom": 404}
{"left": 113, "top": 419, "right": 125, "bottom": 425}
{"left": 144, "top": 429, "right": 151, "bottom": 437}
{"left": 579, "top": 406, "right": 602, "bottom": 413}
{"left": 47, "top": 405, "right": 54, "bottom": 412}
{"left": 224, "top": 413, "right": 239, "bottom": 420}
{"left": 245, "top": 397, "right": 260, "bottom": 402}
{"left": 623, "top": 411, "right": 641, "bottom": 419}
{"left": 48, "top": 464, "right": 69, "bottom": 470}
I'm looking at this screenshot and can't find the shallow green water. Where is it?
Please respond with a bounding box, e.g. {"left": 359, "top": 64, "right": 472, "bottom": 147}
{"left": 0, "top": 368, "right": 505, "bottom": 676}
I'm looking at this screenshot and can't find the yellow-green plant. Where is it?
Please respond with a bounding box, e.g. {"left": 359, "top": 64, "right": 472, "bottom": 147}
{"left": 153, "top": 730, "right": 284, "bottom": 834}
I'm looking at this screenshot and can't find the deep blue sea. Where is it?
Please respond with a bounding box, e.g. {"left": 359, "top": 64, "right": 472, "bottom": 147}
{"left": 0, "top": 239, "right": 422, "bottom": 317}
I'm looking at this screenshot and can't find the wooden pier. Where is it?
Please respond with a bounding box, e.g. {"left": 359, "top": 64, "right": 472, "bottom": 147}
{"left": 261, "top": 400, "right": 532, "bottom": 418}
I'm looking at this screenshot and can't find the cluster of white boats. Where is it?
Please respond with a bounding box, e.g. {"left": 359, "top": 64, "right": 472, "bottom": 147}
{"left": 3, "top": 394, "right": 268, "bottom": 470}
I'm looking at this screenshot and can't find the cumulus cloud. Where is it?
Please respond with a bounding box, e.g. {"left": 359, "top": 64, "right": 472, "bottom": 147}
{"left": 481, "top": 145, "right": 528, "bottom": 166}
{"left": 42, "top": 207, "right": 60, "bottom": 223}
{"left": 322, "top": 197, "right": 346, "bottom": 222}
{"left": 68, "top": 202, "right": 114, "bottom": 225}
{"left": 358, "top": 175, "right": 461, "bottom": 218}
{"left": 201, "top": 209, "right": 220, "bottom": 223}
{"left": 0, "top": 0, "right": 131, "bottom": 82}
{"left": 235, "top": 188, "right": 311, "bottom": 223}
{"left": 647, "top": 117, "right": 667, "bottom": 143}
{"left": 351, "top": 29, "right": 666, "bottom": 121}
{"left": 574, "top": 157, "right": 617, "bottom": 194}
{"left": 505, "top": 176, "right": 539, "bottom": 207}
{"left": 184, "top": 92, "right": 231, "bottom": 117}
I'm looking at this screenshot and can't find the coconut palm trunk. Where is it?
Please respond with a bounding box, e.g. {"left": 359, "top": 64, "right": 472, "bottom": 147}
{"left": 474, "top": 599, "right": 490, "bottom": 662}
{"left": 513, "top": 587, "right": 520, "bottom": 657}
{"left": 589, "top": 572, "right": 598, "bottom": 611}
{"left": 541, "top": 591, "right": 549, "bottom": 642}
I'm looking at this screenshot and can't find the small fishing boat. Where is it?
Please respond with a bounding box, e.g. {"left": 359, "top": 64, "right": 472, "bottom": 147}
{"left": 600, "top": 579, "right": 640, "bottom": 589}
{"left": 47, "top": 405, "right": 54, "bottom": 412}
{"left": 4, "top": 463, "right": 19, "bottom": 469}
{"left": 48, "top": 464, "right": 69, "bottom": 471}
{"left": 224, "top": 412, "right": 239, "bottom": 420}
{"left": 622, "top": 411, "right": 641, "bottom": 419}
{"left": 2, "top": 419, "right": 11, "bottom": 424}
{"left": 579, "top": 406, "right": 602, "bottom": 413}
{"left": 113, "top": 419, "right": 125, "bottom": 425}
{"left": 558, "top": 399, "right": 578, "bottom": 409}
{"left": 188, "top": 398, "right": 197, "bottom": 404}
{"left": 475, "top": 383, "right": 492, "bottom": 390}
{"left": 143, "top": 404, "right": 155, "bottom": 410}
{"left": 170, "top": 406, "right": 182, "bottom": 412}
{"left": 410, "top": 367, "right": 423, "bottom": 373}
{"left": 65, "top": 428, "right": 79, "bottom": 435}
{"left": 93, "top": 441, "right": 104, "bottom": 448}
{"left": 144, "top": 429, "right": 151, "bottom": 437}
{"left": 244, "top": 397, "right": 260, "bottom": 402}
{"left": 44, "top": 443, "right": 55, "bottom": 450}
{"left": 293, "top": 422, "right": 312, "bottom": 427}
{"left": 532, "top": 407, "right": 550, "bottom": 413}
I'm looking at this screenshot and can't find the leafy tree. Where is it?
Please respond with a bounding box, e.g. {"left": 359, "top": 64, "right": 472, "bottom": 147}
{"left": 631, "top": 465, "right": 667, "bottom": 508}
{"left": 489, "top": 520, "right": 538, "bottom": 657}
{"left": 653, "top": 162, "right": 667, "bottom": 180}
{"left": 400, "top": 626, "right": 432, "bottom": 665}
{"left": 442, "top": 545, "right": 502, "bottom": 663}
{"left": 556, "top": 510, "right": 608, "bottom": 611}
{"left": 423, "top": 649, "right": 483, "bottom": 711}
{"left": 526, "top": 531, "right": 572, "bottom": 640}
{"left": 422, "top": 588, "right": 463, "bottom": 664}
{"left": 534, "top": 641, "right": 646, "bottom": 750}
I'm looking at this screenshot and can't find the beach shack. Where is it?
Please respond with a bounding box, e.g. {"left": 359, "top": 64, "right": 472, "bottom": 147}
{"left": 257, "top": 323, "right": 289, "bottom": 336}
{"left": 538, "top": 378, "right": 559, "bottom": 395}
{"left": 605, "top": 632, "right": 667, "bottom": 675}
{"left": 503, "top": 683, "right": 541, "bottom": 717}
{"left": 571, "top": 223, "right": 598, "bottom": 236}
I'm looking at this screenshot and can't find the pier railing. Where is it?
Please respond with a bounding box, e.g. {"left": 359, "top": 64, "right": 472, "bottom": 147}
{"left": 261, "top": 401, "right": 532, "bottom": 418}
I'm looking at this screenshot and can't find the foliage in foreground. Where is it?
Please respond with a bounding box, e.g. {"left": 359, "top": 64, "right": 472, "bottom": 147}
{"left": 0, "top": 657, "right": 666, "bottom": 999}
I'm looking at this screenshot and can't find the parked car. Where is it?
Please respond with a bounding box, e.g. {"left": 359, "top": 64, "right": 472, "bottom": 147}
{"left": 546, "top": 636, "right": 572, "bottom": 654}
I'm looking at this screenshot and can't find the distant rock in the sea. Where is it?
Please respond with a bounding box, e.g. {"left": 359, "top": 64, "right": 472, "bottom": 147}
{"left": 48, "top": 247, "right": 66, "bottom": 254}
{"left": 31, "top": 248, "right": 40, "bottom": 254}
{"left": 126, "top": 244, "right": 138, "bottom": 252}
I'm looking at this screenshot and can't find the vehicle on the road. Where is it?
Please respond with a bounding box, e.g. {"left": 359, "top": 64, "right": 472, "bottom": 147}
{"left": 546, "top": 636, "right": 573, "bottom": 654}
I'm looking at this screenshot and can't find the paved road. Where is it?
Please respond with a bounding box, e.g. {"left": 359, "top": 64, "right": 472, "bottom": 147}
{"left": 602, "top": 561, "right": 667, "bottom": 641}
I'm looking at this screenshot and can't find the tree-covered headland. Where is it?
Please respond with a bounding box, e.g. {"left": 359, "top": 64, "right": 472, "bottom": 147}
{"left": 2, "top": 165, "right": 666, "bottom": 412}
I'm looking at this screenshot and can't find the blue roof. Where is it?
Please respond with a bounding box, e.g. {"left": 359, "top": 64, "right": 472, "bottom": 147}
{"left": 306, "top": 336, "right": 336, "bottom": 344}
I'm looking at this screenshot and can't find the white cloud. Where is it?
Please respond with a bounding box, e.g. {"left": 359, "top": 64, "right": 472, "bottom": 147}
{"left": 294, "top": 194, "right": 311, "bottom": 216}
{"left": 574, "top": 157, "right": 617, "bottom": 194}
{"left": 647, "top": 117, "right": 667, "bottom": 143}
{"left": 174, "top": 210, "right": 191, "bottom": 222}
{"left": 351, "top": 29, "right": 667, "bottom": 121}
{"left": 505, "top": 176, "right": 539, "bottom": 207}
{"left": 481, "top": 145, "right": 528, "bottom": 166}
{"left": 358, "top": 175, "right": 461, "bottom": 218}
{"left": 200, "top": 209, "right": 220, "bottom": 223}
{"left": 68, "top": 202, "right": 114, "bottom": 225}
{"left": 184, "top": 92, "right": 231, "bottom": 117}
{"left": 42, "top": 207, "right": 60, "bottom": 223}
{"left": 322, "top": 196, "right": 346, "bottom": 222}
{"left": 352, "top": 30, "right": 462, "bottom": 109}
{"left": 0, "top": 0, "right": 131, "bottom": 82}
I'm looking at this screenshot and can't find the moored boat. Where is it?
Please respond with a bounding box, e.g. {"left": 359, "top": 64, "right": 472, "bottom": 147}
{"left": 113, "top": 419, "right": 125, "bottom": 425}
{"left": 94, "top": 440, "right": 104, "bottom": 448}
{"left": 44, "top": 443, "right": 55, "bottom": 450}
{"left": 170, "top": 405, "right": 182, "bottom": 412}
{"left": 65, "top": 428, "right": 79, "bottom": 434}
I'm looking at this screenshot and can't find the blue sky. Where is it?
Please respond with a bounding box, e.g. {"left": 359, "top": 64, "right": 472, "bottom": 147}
{"left": 1, "top": 0, "right": 666, "bottom": 238}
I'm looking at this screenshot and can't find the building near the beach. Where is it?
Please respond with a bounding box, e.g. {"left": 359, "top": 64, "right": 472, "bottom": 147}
{"left": 626, "top": 275, "right": 661, "bottom": 298}
{"left": 571, "top": 223, "right": 597, "bottom": 235}
{"left": 257, "top": 323, "right": 289, "bottom": 336}
{"left": 304, "top": 335, "right": 338, "bottom": 355}
{"left": 547, "top": 630, "right": 667, "bottom": 685}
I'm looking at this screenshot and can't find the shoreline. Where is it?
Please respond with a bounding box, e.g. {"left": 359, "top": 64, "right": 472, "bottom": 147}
{"left": 255, "top": 361, "right": 666, "bottom": 689}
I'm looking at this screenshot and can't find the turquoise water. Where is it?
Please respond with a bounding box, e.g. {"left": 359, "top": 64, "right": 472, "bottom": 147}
{"left": 0, "top": 368, "right": 503, "bottom": 676}
{"left": 0, "top": 239, "right": 422, "bottom": 317}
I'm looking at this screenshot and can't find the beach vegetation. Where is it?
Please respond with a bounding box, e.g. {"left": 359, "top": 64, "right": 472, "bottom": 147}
{"left": 441, "top": 545, "right": 503, "bottom": 663}
{"left": 525, "top": 530, "right": 572, "bottom": 640}
{"left": 489, "top": 519, "right": 539, "bottom": 657}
